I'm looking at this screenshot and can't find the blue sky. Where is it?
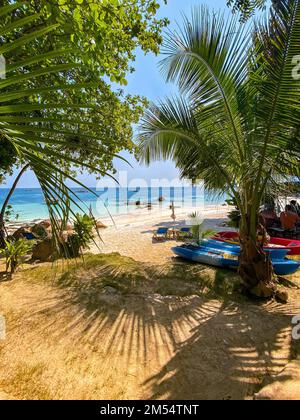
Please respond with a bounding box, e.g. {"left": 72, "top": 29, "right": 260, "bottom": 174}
{"left": 2, "top": 0, "right": 234, "bottom": 188}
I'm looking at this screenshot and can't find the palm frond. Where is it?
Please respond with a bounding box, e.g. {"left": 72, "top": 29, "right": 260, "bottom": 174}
{"left": 137, "top": 95, "right": 241, "bottom": 202}
{"left": 160, "top": 6, "right": 251, "bottom": 162}
{"left": 251, "top": 0, "right": 300, "bottom": 200}
{"left": 0, "top": 2, "right": 107, "bottom": 253}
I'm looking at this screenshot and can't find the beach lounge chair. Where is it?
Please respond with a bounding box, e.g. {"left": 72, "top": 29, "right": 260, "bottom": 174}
{"left": 153, "top": 227, "right": 168, "bottom": 241}
{"left": 176, "top": 227, "right": 193, "bottom": 241}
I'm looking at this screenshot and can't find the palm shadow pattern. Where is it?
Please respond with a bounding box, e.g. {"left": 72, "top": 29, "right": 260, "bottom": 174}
{"left": 14, "top": 261, "right": 300, "bottom": 400}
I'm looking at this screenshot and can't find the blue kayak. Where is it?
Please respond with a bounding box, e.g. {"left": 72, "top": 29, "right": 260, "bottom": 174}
{"left": 172, "top": 245, "right": 238, "bottom": 268}
{"left": 271, "top": 259, "right": 300, "bottom": 276}
{"left": 203, "top": 239, "right": 289, "bottom": 260}
{"left": 172, "top": 245, "right": 300, "bottom": 275}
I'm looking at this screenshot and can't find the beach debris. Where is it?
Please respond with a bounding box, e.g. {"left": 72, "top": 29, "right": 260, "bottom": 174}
{"left": 12, "top": 227, "right": 32, "bottom": 240}
{"left": 31, "top": 238, "right": 57, "bottom": 262}
{"left": 31, "top": 223, "right": 48, "bottom": 239}
{"left": 96, "top": 220, "right": 107, "bottom": 229}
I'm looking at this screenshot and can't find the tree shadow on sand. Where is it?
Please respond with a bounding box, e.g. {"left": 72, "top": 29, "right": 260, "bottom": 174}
{"left": 143, "top": 297, "right": 300, "bottom": 399}
{"left": 16, "top": 257, "right": 300, "bottom": 399}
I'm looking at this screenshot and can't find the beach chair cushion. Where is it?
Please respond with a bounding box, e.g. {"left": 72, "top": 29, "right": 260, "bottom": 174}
{"left": 153, "top": 227, "right": 168, "bottom": 240}
{"left": 156, "top": 227, "right": 168, "bottom": 235}
{"left": 180, "top": 227, "right": 191, "bottom": 233}
{"left": 22, "top": 232, "right": 36, "bottom": 240}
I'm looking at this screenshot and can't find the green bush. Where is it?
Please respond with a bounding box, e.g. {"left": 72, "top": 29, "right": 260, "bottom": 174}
{"left": 188, "top": 212, "right": 216, "bottom": 245}
{"left": 225, "top": 198, "right": 241, "bottom": 229}
{"left": 1, "top": 239, "right": 33, "bottom": 275}
{"left": 64, "top": 214, "right": 94, "bottom": 258}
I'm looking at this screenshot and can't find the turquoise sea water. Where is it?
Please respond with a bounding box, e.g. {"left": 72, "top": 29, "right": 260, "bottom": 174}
{"left": 0, "top": 187, "right": 228, "bottom": 221}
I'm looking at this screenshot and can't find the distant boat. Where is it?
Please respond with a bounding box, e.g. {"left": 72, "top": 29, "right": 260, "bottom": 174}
{"left": 43, "top": 200, "right": 59, "bottom": 206}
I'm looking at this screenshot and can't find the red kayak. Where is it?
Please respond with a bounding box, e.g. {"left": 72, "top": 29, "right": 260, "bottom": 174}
{"left": 214, "top": 231, "right": 300, "bottom": 256}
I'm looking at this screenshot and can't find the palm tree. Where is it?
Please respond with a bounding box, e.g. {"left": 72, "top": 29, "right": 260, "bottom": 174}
{"left": 137, "top": 2, "right": 300, "bottom": 298}
{"left": 0, "top": 2, "right": 118, "bottom": 247}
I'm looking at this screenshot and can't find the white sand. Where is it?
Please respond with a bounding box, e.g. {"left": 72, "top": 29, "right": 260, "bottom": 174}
{"left": 5, "top": 204, "right": 233, "bottom": 265}
{"left": 89, "top": 204, "right": 232, "bottom": 264}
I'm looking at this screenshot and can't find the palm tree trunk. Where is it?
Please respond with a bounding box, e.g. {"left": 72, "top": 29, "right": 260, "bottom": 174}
{"left": 0, "top": 164, "right": 30, "bottom": 247}
{"left": 238, "top": 212, "right": 276, "bottom": 298}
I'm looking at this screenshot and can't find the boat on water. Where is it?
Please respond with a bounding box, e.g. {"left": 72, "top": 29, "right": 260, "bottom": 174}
{"left": 172, "top": 244, "right": 300, "bottom": 276}
{"left": 214, "top": 231, "right": 300, "bottom": 256}
{"left": 75, "top": 189, "right": 88, "bottom": 194}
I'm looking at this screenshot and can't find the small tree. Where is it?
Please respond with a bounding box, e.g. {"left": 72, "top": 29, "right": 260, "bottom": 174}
{"left": 64, "top": 214, "right": 94, "bottom": 258}
{"left": 188, "top": 213, "right": 216, "bottom": 246}
{"left": 1, "top": 239, "right": 33, "bottom": 275}
{"left": 138, "top": 2, "right": 300, "bottom": 298}
{"left": 0, "top": 0, "right": 167, "bottom": 247}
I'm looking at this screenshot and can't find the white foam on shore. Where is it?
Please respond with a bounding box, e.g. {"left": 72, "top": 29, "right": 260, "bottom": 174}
{"left": 5, "top": 203, "right": 232, "bottom": 231}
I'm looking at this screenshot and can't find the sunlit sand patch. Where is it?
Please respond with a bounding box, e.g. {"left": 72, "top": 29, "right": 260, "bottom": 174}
{"left": 0, "top": 251, "right": 299, "bottom": 400}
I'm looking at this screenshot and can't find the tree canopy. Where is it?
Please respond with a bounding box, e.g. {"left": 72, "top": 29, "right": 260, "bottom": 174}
{"left": 0, "top": 0, "right": 168, "bottom": 246}
{"left": 0, "top": 0, "right": 168, "bottom": 181}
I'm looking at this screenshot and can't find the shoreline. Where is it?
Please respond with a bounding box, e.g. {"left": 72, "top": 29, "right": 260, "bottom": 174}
{"left": 5, "top": 203, "right": 232, "bottom": 230}
{"left": 4, "top": 204, "right": 232, "bottom": 264}
{"left": 87, "top": 206, "right": 232, "bottom": 264}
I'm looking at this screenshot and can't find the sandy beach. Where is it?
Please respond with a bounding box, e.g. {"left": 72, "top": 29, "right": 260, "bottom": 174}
{"left": 90, "top": 206, "right": 231, "bottom": 264}
{"left": 2, "top": 203, "right": 300, "bottom": 400}
{"left": 5, "top": 204, "right": 232, "bottom": 264}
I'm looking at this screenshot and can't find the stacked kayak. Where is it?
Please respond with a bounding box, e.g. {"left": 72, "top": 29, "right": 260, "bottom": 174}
{"left": 203, "top": 239, "right": 289, "bottom": 260}
{"left": 172, "top": 245, "right": 239, "bottom": 269}
{"left": 172, "top": 242, "right": 300, "bottom": 275}
{"left": 269, "top": 238, "right": 300, "bottom": 256}
{"left": 214, "top": 231, "right": 300, "bottom": 256}
{"left": 214, "top": 231, "right": 239, "bottom": 241}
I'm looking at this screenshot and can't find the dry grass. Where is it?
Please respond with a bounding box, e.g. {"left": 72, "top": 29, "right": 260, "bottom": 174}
{"left": 0, "top": 254, "right": 300, "bottom": 400}
{"left": 44, "top": 253, "right": 242, "bottom": 299}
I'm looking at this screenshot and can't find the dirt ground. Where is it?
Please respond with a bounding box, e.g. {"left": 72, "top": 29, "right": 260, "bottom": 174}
{"left": 0, "top": 252, "right": 300, "bottom": 400}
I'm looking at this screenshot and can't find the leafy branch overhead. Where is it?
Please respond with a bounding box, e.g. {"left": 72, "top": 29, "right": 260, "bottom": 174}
{"left": 0, "top": 0, "right": 167, "bottom": 245}
{"left": 0, "top": 0, "right": 168, "bottom": 183}
{"left": 227, "top": 0, "right": 268, "bottom": 20}
{"left": 227, "top": 0, "right": 293, "bottom": 21}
